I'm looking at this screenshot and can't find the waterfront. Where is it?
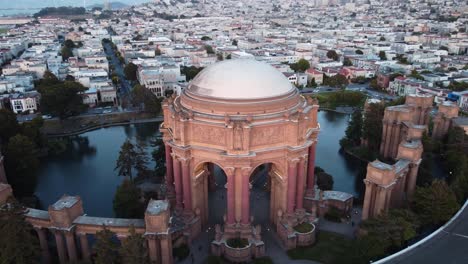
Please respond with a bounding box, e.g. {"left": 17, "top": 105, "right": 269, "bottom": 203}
{"left": 34, "top": 111, "right": 364, "bottom": 217}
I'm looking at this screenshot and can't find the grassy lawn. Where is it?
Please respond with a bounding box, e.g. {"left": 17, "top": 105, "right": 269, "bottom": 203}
{"left": 313, "top": 91, "right": 366, "bottom": 109}
{"left": 288, "top": 231, "right": 354, "bottom": 264}
{"left": 0, "top": 28, "right": 7, "bottom": 34}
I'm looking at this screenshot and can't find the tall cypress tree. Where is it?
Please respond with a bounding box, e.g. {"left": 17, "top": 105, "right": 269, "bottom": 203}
{"left": 119, "top": 226, "right": 149, "bottom": 264}
{"left": 0, "top": 200, "right": 40, "bottom": 264}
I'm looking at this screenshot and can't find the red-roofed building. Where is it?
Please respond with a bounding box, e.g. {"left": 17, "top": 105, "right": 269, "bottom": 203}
{"left": 305, "top": 68, "right": 323, "bottom": 84}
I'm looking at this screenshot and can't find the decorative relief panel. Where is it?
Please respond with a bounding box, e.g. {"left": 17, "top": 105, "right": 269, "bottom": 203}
{"left": 251, "top": 126, "right": 284, "bottom": 147}
{"left": 192, "top": 125, "right": 225, "bottom": 146}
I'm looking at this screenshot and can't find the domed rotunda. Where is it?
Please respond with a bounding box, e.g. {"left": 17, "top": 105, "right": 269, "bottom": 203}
{"left": 160, "top": 59, "right": 320, "bottom": 261}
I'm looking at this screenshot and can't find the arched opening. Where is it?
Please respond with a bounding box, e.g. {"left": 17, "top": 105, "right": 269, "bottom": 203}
{"left": 192, "top": 162, "right": 227, "bottom": 227}
{"left": 249, "top": 163, "right": 281, "bottom": 227}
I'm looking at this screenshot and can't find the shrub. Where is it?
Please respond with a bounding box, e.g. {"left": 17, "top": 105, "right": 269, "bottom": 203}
{"left": 226, "top": 238, "right": 249, "bottom": 248}
{"left": 294, "top": 222, "right": 313, "bottom": 233}
{"left": 172, "top": 244, "right": 190, "bottom": 260}
{"left": 324, "top": 207, "right": 342, "bottom": 222}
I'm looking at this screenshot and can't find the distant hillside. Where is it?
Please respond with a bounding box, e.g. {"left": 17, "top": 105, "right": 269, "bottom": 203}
{"left": 89, "top": 2, "right": 129, "bottom": 10}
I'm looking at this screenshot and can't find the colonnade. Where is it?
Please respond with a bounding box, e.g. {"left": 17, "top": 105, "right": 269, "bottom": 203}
{"left": 164, "top": 142, "right": 317, "bottom": 224}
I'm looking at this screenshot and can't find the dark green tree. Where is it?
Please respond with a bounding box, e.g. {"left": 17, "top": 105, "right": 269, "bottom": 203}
{"left": 340, "top": 109, "right": 363, "bottom": 148}
{"left": 0, "top": 109, "right": 20, "bottom": 144}
{"left": 355, "top": 49, "right": 364, "bottom": 55}
{"left": 181, "top": 66, "right": 204, "bottom": 81}
{"left": 113, "top": 180, "right": 144, "bottom": 218}
{"left": 205, "top": 45, "right": 215, "bottom": 54}
{"left": 316, "top": 171, "right": 334, "bottom": 191}
{"left": 343, "top": 57, "right": 353, "bottom": 66}
{"left": 5, "top": 135, "right": 39, "bottom": 197}
{"left": 131, "top": 84, "right": 161, "bottom": 114}
{"left": 324, "top": 74, "right": 348, "bottom": 89}
{"left": 412, "top": 180, "right": 460, "bottom": 227}
{"left": 124, "top": 62, "right": 138, "bottom": 81}
{"left": 0, "top": 199, "right": 40, "bottom": 264}
{"left": 38, "top": 81, "right": 88, "bottom": 118}
{"left": 326, "top": 50, "right": 339, "bottom": 61}
{"left": 115, "top": 139, "right": 138, "bottom": 179}
{"left": 290, "top": 59, "right": 310, "bottom": 72}
{"left": 119, "top": 226, "right": 149, "bottom": 264}
{"left": 378, "top": 51, "right": 387, "bottom": 61}
{"left": 93, "top": 227, "right": 119, "bottom": 264}
{"left": 362, "top": 103, "right": 384, "bottom": 152}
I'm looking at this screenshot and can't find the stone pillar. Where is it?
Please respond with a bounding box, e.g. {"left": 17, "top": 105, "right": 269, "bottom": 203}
{"left": 374, "top": 187, "right": 387, "bottom": 216}
{"left": 64, "top": 231, "right": 77, "bottom": 263}
{"left": 172, "top": 155, "right": 183, "bottom": 209}
{"left": 160, "top": 236, "right": 173, "bottom": 264}
{"left": 287, "top": 159, "right": 298, "bottom": 214}
{"left": 391, "top": 124, "right": 401, "bottom": 159}
{"left": 208, "top": 163, "right": 216, "bottom": 191}
{"left": 306, "top": 144, "right": 316, "bottom": 190}
{"left": 35, "top": 228, "right": 51, "bottom": 264}
{"left": 296, "top": 158, "right": 306, "bottom": 210}
{"left": 380, "top": 122, "right": 388, "bottom": 156}
{"left": 362, "top": 181, "right": 373, "bottom": 220}
{"left": 406, "top": 163, "right": 419, "bottom": 201}
{"left": 226, "top": 168, "right": 236, "bottom": 224}
{"left": 241, "top": 168, "right": 250, "bottom": 224}
{"left": 54, "top": 231, "right": 68, "bottom": 264}
{"left": 78, "top": 233, "right": 90, "bottom": 262}
{"left": 148, "top": 237, "right": 160, "bottom": 263}
{"left": 181, "top": 159, "right": 192, "bottom": 211}
{"left": 165, "top": 144, "right": 174, "bottom": 192}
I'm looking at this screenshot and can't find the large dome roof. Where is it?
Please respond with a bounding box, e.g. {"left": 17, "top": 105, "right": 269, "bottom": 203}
{"left": 186, "top": 59, "right": 295, "bottom": 100}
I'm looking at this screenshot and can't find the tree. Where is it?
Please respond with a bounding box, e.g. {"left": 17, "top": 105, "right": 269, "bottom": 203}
{"left": 38, "top": 81, "right": 88, "bottom": 118}
{"left": 94, "top": 227, "right": 119, "bottom": 264}
{"left": 5, "top": 135, "right": 39, "bottom": 197}
{"left": 343, "top": 58, "right": 353, "bottom": 66}
{"left": 124, "top": 63, "right": 138, "bottom": 81}
{"left": 232, "top": 39, "right": 238, "bottom": 46}
{"left": 369, "top": 79, "right": 380, "bottom": 90}
{"left": 355, "top": 49, "right": 364, "bottom": 55}
{"left": 113, "top": 180, "right": 144, "bottom": 218}
{"left": 378, "top": 51, "right": 387, "bottom": 61}
{"left": 326, "top": 50, "right": 339, "bottom": 61}
{"left": 119, "top": 226, "right": 149, "bottom": 264}
{"left": 316, "top": 172, "right": 334, "bottom": 191}
{"left": 201, "top": 36, "right": 212, "bottom": 41}
{"left": 152, "top": 138, "right": 166, "bottom": 177}
{"left": 362, "top": 103, "right": 384, "bottom": 152}
{"left": 412, "top": 180, "right": 460, "bottom": 227}
{"left": 294, "top": 59, "right": 310, "bottom": 72}
{"left": 324, "top": 74, "right": 348, "bottom": 89}
{"left": 181, "top": 66, "right": 204, "bottom": 81}
{"left": 340, "top": 109, "right": 363, "bottom": 148}
{"left": 380, "top": 36, "right": 386, "bottom": 41}
{"left": 205, "top": 45, "right": 214, "bottom": 54}
{"left": 115, "top": 140, "right": 138, "bottom": 179}
{"left": 0, "top": 200, "right": 40, "bottom": 264}
{"left": 0, "top": 109, "right": 20, "bottom": 144}
{"left": 131, "top": 84, "right": 161, "bottom": 114}
{"left": 409, "top": 69, "right": 424, "bottom": 80}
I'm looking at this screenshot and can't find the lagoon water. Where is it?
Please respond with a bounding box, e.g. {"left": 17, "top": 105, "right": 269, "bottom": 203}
{"left": 35, "top": 111, "right": 365, "bottom": 217}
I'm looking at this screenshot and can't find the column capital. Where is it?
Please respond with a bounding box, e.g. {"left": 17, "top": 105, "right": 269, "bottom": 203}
{"left": 179, "top": 158, "right": 191, "bottom": 166}
{"left": 288, "top": 158, "right": 300, "bottom": 165}
{"left": 241, "top": 167, "right": 251, "bottom": 177}
{"left": 224, "top": 167, "right": 236, "bottom": 176}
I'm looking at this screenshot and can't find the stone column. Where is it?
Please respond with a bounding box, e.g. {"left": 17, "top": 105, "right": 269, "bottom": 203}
{"left": 406, "top": 163, "right": 419, "bottom": 201}
{"left": 226, "top": 168, "right": 236, "bottom": 224}
{"left": 374, "top": 186, "right": 387, "bottom": 216}
{"left": 391, "top": 124, "right": 401, "bottom": 159}
{"left": 65, "top": 231, "right": 77, "bottom": 263}
{"left": 172, "top": 155, "right": 183, "bottom": 209}
{"left": 208, "top": 163, "right": 216, "bottom": 191}
{"left": 296, "top": 158, "right": 306, "bottom": 210}
{"left": 241, "top": 168, "right": 250, "bottom": 224}
{"left": 54, "top": 231, "right": 68, "bottom": 264}
{"left": 160, "top": 236, "right": 173, "bottom": 264}
{"left": 165, "top": 144, "right": 174, "bottom": 192}
{"left": 181, "top": 159, "right": 192, "bottom": 211}
{"left": 147, "top": 237, "right": 160, "bottom": 263}
{"left": 306, "top": 144, "right": 316, "bottom": 191}
{"left": 287, "top": 159, "right": 298, "bottom": 214}
{"left": 78, "top": 233, "right": 90, "bottom": 262}
{"left": 380, "top": 122, "right": 388, "bottom": 156}
{"left": 361, "top": 181, "right": 373, "bottom": 220}
{"left": 35, "top": 228, "right": 51, "bottom": 264}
